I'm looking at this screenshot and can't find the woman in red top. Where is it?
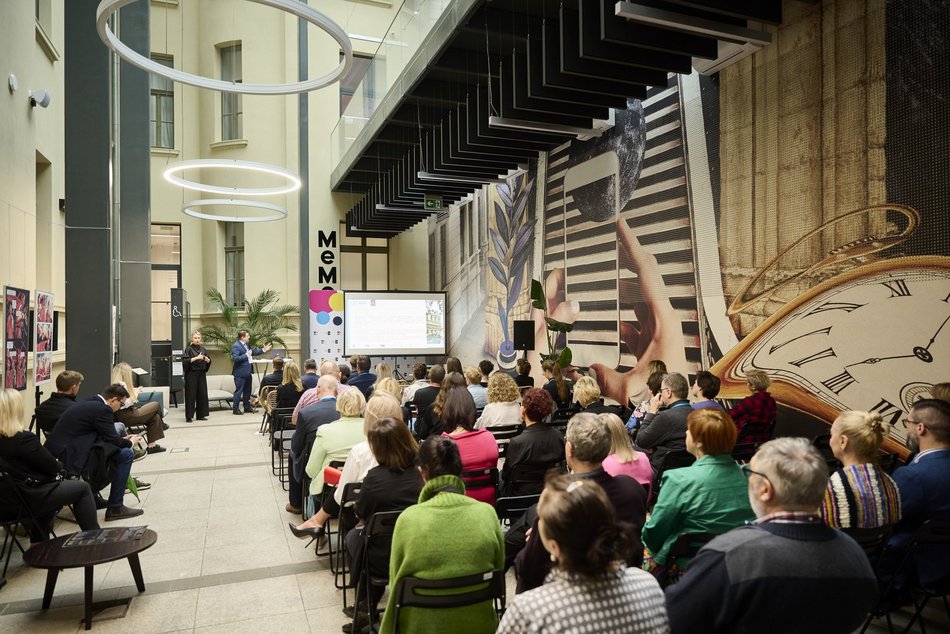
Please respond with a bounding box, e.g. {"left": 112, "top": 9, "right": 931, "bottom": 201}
{"left": 440, "top": 386, "right": 499, "bottom": 505}
{"left": 728, "top": 369, "right": 777, "bottom": 444}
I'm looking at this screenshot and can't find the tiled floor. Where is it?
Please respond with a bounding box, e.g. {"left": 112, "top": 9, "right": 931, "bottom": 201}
{"left": 0, "top": 407, "right": 353, "bottom": 633}
{"left": 0, "top": 407, "right": 945, "bottom": 633}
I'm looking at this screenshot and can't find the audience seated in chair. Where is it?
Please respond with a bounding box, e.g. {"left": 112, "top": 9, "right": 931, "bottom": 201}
{"left": 112, "top": 362, "right": 166, "bottom": 454}
{"left": 627, "top": 371, "right": 665, "bottom": 433}
{"left": 541, "top": 359, "right": 573, "bottom": 410}
{"left": 407, "top": 365, "right": 443, "bottom": 436}
{"left": 478, "top": 360, "right": 493, "bottom": 387}
{"left": 500, "top": 388, "right": 563, "bottom": 498}
{"left": 380, "top": 436, "right": 503, "bottom": 634}
{"left": 43, "top": 383, "right": 145, "bottom": 521}
{"left": 260, "top": 355, "right": 285, "bottom": 390}
{"left": 401, "top": 362, "right": 429, "bottom": 406}
{"left": 287, "top": 375, "right": 340, "bottom": 514}
{"left": 300, "top": 389, "right": 366, "bottom": 520}
{"left": 34, "top": 370, "right": 84, "bottom": 435}
{"left": 476, "top": 373, "right": 521, "bottom": 430}
{"left": 514, "top": 358, "right": 533, "bottom": 389}
{"left": 301, "top": 358, "right": 319, "bottom": 391}
{"left": 0, "top": 389, "right": 100, "bottom": 542}
{"left": 573, "top": 376, "right": 624, "bottom": 418}
{"left": 641, "top": 408, "right": 754, "bottom": 582}
{"left": 347, "top": 356, "right": 377, "bottom": 399}
{"left": 511, "top": 412, "right": 647, "bottom": 593}
{"left": 465, "top": 367, "right": 488, "bottom": 410}
{"left": 440, "top": 387, "right": 499, "bottom": 505}
{"left": 600, "top": 413, "right": 653, "bottom": 498}
{"left": 367, "top": 362, "right": 393, "bottom": 399}
{"left": 289, "top": 392, "right": 403, "bottom": 538}
{"left": 665, "top": 438, "right": 877, "bottom": 634}
{"left": 635, "top": 372, "right": 692, "bottom": 471}
{"left": 276, "top": 360, "right": 306, "bottom": 409}
{"left": 415, "top": 371, "right": 465, "bottom": 441}
{"left": 877, "top": 399, "right": 950, "bottom": 594}
{"left": 690, "top": 371, "right": 723, "bottom": 411}
{"left": 371, "top": 378, "right": 411, "bottom": 427}
{"left": 819, "top": 409, "right": 901, "bottom": 530}
{"left": 497, "top": 475, "right": 668, "bottom": 633}
{"left": 292, "top": 360, "right": 351, "bottom": 424}
{"left": 343, "top": 416, "right": 422, "bottom": 633}
{"left": 728, "top": 369, "right": 777, "bottom": 445}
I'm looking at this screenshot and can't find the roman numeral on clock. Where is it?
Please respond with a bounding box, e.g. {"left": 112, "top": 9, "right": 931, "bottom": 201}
{"left": 790, "top": 347, "right": 836, "bottom": 367}
{"left": 806, "top": 302, "right": 864, "bottom": 316}
{"left": 883, "top": 279, "right": 911, "bottom": 297}
{"left": 868, "top": 398, "right": 903, "bottom": 427}
{"left": 822, "top": 369, "right": 857, "bottom": 395}
{"left": 769, "top": 327, "right": 833, "bottom": 355}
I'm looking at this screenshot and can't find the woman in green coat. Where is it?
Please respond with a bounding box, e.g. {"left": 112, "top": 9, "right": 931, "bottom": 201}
{"left": 380, "top": 436, "right": 504, "bottom": 634}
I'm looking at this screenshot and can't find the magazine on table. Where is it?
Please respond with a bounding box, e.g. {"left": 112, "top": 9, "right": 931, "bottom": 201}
{"left": 63, "top": 526, "right": 149, "bottom": 547}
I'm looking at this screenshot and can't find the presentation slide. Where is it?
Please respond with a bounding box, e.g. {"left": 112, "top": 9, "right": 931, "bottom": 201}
{"left": 344, "top": 292, "right": 447, "bottom": 356}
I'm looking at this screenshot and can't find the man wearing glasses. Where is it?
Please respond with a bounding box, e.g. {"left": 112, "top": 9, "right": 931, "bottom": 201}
{"left": 880, "top": 398, "right": 950, "bottom": 592}
{"left": 665, "top": 437, "right": 877, "bottom": 633}
{"left": 635, "top": 372, "right": 692, "bottom": 471}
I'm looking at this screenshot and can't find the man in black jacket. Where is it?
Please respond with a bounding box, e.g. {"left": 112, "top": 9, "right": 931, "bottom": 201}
{"left": 636, "top": 372, "right": 692, "bottom": 471}
{"left": 44, "top": 384, "right": 144, "bottom": 521}
{"left": 34, "top": 370, "right": 84, "bottom": 435}
{"left": 286, "top": 375, "right": 340, "bottom": 514}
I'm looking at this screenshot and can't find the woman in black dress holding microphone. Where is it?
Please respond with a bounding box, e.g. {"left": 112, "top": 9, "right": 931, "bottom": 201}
{"left": 183, "top": 330, "right": 211, "bottom": 422}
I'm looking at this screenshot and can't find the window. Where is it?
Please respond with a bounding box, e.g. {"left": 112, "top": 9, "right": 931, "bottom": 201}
{"left": 339, "top": 53, "right": 374, "bottom": 116}
{"left": 150, "top": 224, "right": 181, "bottom": 342}
{"left": 220, "top": 43, "right": 243, "bottom": 140}
{"left": 150, "top": 54, "right": 174, "bottom": 148}
{"left": 339, "top": 222, "right": 388, "bottom": 290}
{"left": 224, "top": 222, "right": 245, "bottom": 306}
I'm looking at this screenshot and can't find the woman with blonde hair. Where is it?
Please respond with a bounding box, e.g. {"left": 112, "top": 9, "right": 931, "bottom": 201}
{"left": 932, "top": 382, "right": 950, "bottom": 403}
{"left": 600, "top": 413, "right": 653, "bottom": 496}
{"left": 374, "top": 376, "right": 412, "bottom": 423}
{"left": 465, "top": 366, "right": 488, "bottom": 409}
{"left": 276, "top": 360, "right": 305, "bottom": 408}
{"left": 290, "top": 391, "right": 402, "bottom": 539}
{"left": 820, "top": 410, "right": 901, "bottom": 529}
{"left": 111, "top": 362, "right": 166, "bottom": 453}
{"left": 476, "top": 372, "right": 521, "bottom": 429}
{"left": 728, "top": 368, "right": 777, "bottom": 444}
{"left": 182, "top": 330, "right": 211, "bottom": 422}
{"left": 0, "top": 389, "right": 100, "bottom": 542}
{"left": 368, "top": 362, "right": 393, "bottom": 397}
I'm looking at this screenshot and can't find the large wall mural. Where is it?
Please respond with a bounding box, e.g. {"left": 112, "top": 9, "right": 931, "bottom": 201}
{"left": 445, "top": 0, "right": 948, "bottom": 453}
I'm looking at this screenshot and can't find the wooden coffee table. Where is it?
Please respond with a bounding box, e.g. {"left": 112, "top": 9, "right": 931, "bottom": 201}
{"left": 24, "top": 528, "right": 158, "bottom": 630}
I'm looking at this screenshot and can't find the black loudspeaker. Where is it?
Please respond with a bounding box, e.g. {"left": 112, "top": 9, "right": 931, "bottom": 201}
{"left": 513, "top": 320, "right": 535, "bottom": 351}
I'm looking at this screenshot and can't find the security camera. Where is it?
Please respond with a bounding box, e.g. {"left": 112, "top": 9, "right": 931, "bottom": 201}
{"left": 29, "top": 89, "right": 51, "bottom": 108}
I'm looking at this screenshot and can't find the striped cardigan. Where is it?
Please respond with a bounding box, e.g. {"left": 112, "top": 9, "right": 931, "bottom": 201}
{"left": 820, "top": 463, "right": 901, "bottom": 529}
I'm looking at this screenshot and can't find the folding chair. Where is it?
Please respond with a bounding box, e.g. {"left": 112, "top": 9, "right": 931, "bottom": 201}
{"left": 842, "top": 524, "right": 893, "bottom": 569}
{"left": 258, "top": 386, "right": 278, "bottom": 434}
{"left": 391, "top": 569, "right": 506, "bottom": 633}
{"left": 861, "top": 519, "right": 950, "bottom": 634}
{"left": 652, "top": 449, "right": 695, "bottom": 503}
{"left": 314, "top": 460, "right": 347, "bottom": 564}
{"left": 336, "top": 481, "right": 363, "bottom": 607}
{"left": 0, "top": 471, "right": 56, "bottom": 587}
{"left": 462, "top": 467, "right": 499, "bottom": 499}
{"left": 360, "top": 510, "right": 403, "bottom": 630}
{"left": 494, "top": 494, "right": 540, "bottom": 528}
{"left": 488, "top": 424, "right": 522, "bottom": 460}
{"left": 545, "top": 406, "right": 580, "bottom": 436}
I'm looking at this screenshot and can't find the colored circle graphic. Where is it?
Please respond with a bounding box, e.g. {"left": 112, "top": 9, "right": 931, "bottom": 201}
{"left": 333, "top": 316, "right": 343, "bottom": 326}
{"left": 316, "top": 311, "right": 330, "bottom": 325}
{"left": 329, "top": 292, "right": 344, "bottom": 311}
{"left": 310, "top": 290, "right": 333, "bottom": 313}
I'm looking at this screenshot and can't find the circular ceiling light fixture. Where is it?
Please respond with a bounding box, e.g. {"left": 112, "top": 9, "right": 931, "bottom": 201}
{"left": 182, "top": 199, "right": 288, "bottom": 222}
{"left": 164, "top": 159, "right": 302, "bottom": 196}
{"left": 96, "top": 0, "right": 353, "bottom": 94}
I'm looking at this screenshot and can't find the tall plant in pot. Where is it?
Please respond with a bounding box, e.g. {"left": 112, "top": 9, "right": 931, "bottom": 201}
{"left": 198, "top": 288, "right": 298, "bottom": 350}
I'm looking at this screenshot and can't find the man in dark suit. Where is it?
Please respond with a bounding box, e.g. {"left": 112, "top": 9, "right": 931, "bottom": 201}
{"left": 286, "top": 375, "right": 340, "bottom": 514}
{"left": 231, "top": 329, "right": 271, "bottom": 415}
{"left": 260, "top": 355, "right": 284, "bottom": 390}
{"left": 346, "top": 355, "right": 376, "bottom": 398}
{"left": 34, "top": 370, "right": 84, "bottom": 434}
{"left": 44, "top": 383, "right": 145, "bottom": 520}
{"left": 409, "top": 364, "right": 444, "bottom": 438}
{"left": 881, "top": 398, "right": 950, "bottom": 591}
{"left": 635, "top": 372, "right": 693, "bottom": 471}
{"left": 301, "top": 358, "right": 319, "bottom": 390}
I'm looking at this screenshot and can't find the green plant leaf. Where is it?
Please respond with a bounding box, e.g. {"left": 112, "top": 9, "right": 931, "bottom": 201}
{"left": 545, "top": 317, "right": 574, "bottom": 333}
{"left": 557, "top": 347, "right": 572, "bottom": 368}
{"left": 530, "top": 279, "right": 546, "bottom": 311}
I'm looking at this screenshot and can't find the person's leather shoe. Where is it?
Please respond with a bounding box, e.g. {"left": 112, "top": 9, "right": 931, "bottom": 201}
{"left": 161, "top": 421, "right": 170, "bottom": 430}
{"left": 94, "top": 495, "right": 109, "bottom": 510}
{"left": 146, "top": 445, "right": 167, "bottom": 454}
{"left": 198, "top": 417, "right": 208, "bottom": 421}
{"left": 186, "top": 418, "right": 193, "bottom": 423}
{"left": 132, "top": 478, "right": 151, "bottom": 490}
{"left": 285, "top": 503, "right": 302, "bottom": 514}
{"left": 233, "top": 410, "right": 243, "bottom": 415}
{"left": 105, "top": 505, "right": 144, "bottom": 521}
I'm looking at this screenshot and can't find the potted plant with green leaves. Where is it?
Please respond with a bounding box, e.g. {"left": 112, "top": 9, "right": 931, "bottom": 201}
{"left": 198, "top": 288, "right": 298, "bottom": 351}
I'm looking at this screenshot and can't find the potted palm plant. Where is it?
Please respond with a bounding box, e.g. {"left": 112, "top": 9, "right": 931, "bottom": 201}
{"left": 198, "top": 288, "right": 298, "bottom": 350}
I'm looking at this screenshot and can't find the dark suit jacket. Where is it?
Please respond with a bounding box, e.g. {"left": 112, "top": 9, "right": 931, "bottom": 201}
{"left": 883, "top": 449, "right": 950, "bottom": 590}
{"left": 261, "top": 370, "right": 283, "bottom": 388}
{"left": 347, "top": 372, "right": 377, "bottom": 398}
{"left": 291, "top": 398, "right": 341, "bottom": 480}
{"left": 301, "top": 373, "right": 318, "bottom": 390}
{"left": 44, "top": 397, "right": 131, "bottom": 476}
{"left": 231, "top": 340, "right": 263, "bottom": 378}
{"left": 636, "top": 400, "right": 692, "bottom": 470}
{"left": 33, "top": 392, "right": 78, "bottom": 434}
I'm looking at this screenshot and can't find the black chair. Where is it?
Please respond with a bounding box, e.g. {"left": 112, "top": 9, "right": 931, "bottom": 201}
{"left": 461, "top": 467, "right": 499, "bottom": 497}
{"left": 494, "top": 494, "right": 540, "bottom": 527}
{"left": 652, "top": 450, "right": 696, "bottom": 504}
{"left": 314, "top": 460, "right": 347, "bottom": 562}
{"left": 501, "top": 461, "right": 561, "bottom": 498}
{"left": 0, "top": 470, "right": 56, "bottom": 588}
{"left": 735, "top": 419, "right": 776, "bottom": 446}
{"left": 360, "top": 510, "right": 403, "bottom": 630}
{"left": 879, "top": 451, "right": 902, "bottom": 475}
{"left": 661, "top": 532, "right": 716, "bottom": 588}
{"left": 546, "top": 406, "right": 580, "bottom": 436}
{"left": 861, "top": 519, "right": 950, "bottom": 634}
{"left": 269, "top": 407, "right": 295, "bottom": 481}
{"left": 391, "top": 569, "right": 506, "bottom": 633}
{"left": 731, "top": 442, "right": 759, "bottom": 464}
{"left": 488, "top": 424, "right": 522, "bottom": 460}
{"left": 258, "top": 386, "right": 278, "bottom": 434}
{"left": 336, "top": 481, "right": 363, "bottom": 606}
{"left": 842, "top": 524, "right": 893, "bottom": 569}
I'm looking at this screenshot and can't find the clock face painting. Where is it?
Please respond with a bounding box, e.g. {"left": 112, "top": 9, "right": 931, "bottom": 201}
{"left": 715, "top": 257, "right": 950, "bottom": 448}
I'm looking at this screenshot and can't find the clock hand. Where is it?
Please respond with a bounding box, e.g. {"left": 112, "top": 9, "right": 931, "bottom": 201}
{"left": 844, "top": 353, "right": 918, "bottom": 368}
{"left": 924, "top": 313, "right": 950, "bottom": 352}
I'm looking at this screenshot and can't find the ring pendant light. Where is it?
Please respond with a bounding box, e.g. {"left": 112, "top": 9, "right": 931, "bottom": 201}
{"left": 182, "top": 199, "right": 288, "bottom": 222}
{"left": 163, "top": 159, "right": 302, "bottom": 196}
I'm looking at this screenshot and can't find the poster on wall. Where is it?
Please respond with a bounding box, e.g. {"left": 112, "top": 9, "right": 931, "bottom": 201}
{"left": 309, "top": 289, "right": 345, "bottom": 365}
{"left": 34, "top": 290, "right": 54, "bottom": 386}
{"left": 4, "top": 286, "right": 30, "bottom": 390}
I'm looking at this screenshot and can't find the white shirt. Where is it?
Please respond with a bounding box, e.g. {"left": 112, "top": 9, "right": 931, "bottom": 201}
{"left": 402, "top": 379, "right": 429, "bottom": 405}
{"left": 476, "top": 401, "right": 522, "bottom": 429}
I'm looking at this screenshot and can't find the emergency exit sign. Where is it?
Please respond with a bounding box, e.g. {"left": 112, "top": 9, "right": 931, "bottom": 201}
{"left": 424, "top": 195, "right": 443, "bottom": 210}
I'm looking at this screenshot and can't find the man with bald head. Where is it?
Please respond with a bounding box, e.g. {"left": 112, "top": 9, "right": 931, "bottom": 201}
{"left": 286, "top": 375, "right": 340, "bottom": 514}
{"left": 291, "top": 359, "right": 349, "bottom": 423}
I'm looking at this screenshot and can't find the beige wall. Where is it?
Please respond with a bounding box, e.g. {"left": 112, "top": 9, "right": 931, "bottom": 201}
{"left": 0, "top": 1, "right": 67, "bottom": 420}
